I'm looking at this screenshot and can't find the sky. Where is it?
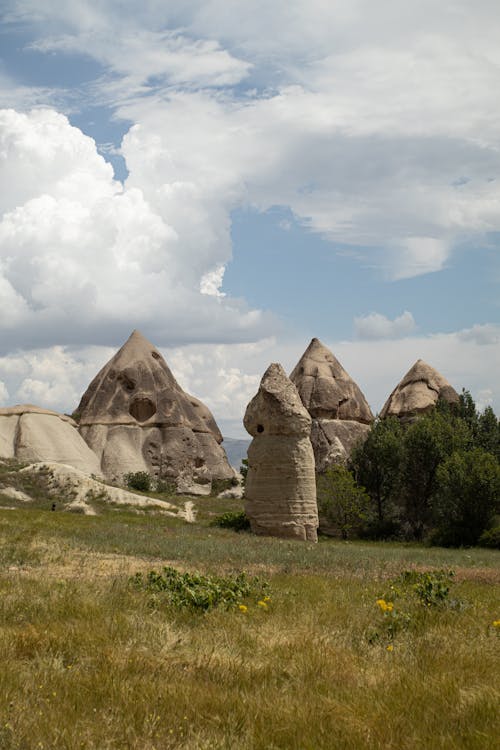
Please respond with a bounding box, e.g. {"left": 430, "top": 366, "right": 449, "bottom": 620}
{"left": 0, "top": 0, "right": 499, "bottom": 437}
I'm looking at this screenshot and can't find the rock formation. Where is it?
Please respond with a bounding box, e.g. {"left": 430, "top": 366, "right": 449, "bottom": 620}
{"left": 0, "top": 404, "right": 101, "bottom": 475}
{"left": 290, "top": 338, "right": 374, "bottom": 471}
{"left": 76, "top": 330, "right": 234, "bottom": 489}
{"left": 243, "top": 363, "right": 318, "bottom": 542}
{"left": 380, "top": 359, "right": 460, "bottom": 421}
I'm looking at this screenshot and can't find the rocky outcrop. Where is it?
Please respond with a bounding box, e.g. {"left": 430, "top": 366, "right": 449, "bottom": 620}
{"left": 290, "top": 338, "right": 374, "bottom": 471}
{"left": 0, "top": 404, "right": 102, "bottom": 475}
{"left": 380, "top": 359, "right": 460, "bottom": 421}
{"left": 243, "top": 363, "right": 318, "bottom": 542}
{"left": 17, "top": 462, "right": 194, "bottom": 518}
{"left": 76, "top": 330, "right": 233, "bottom": 488}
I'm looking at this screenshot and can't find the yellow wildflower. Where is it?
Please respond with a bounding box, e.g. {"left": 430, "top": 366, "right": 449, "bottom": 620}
{"left": 263, "top": 596, "right": 271, "bottom": 602}
{"left": 492, "top": 620, "right": 500, "bottom": 628}
{"left": 238, "top": 604, "right": 248, "bottom": 613}
{"left": 386, "top": 644, "right": 394, "bottom": 652}
{"left": 257, "top": 600, "right": 268, "bottom": 609}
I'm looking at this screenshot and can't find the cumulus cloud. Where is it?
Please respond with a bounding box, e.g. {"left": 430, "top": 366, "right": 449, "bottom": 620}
{"left": 0, "top": 108, "right": 273, "bottom": 351}
{"left": 3, "top": 2, "right": 500, "bottom": 281}
{"left": 458, "top": 323, "right": 500, "bottom": 346}
{"left": 0, "top": 381, "right": 9, "bottom": 405}
{"left": 354, "top": 311, "right": 416, "bottom": 340}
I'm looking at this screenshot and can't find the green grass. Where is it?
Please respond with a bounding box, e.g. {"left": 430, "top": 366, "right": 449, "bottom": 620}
{"left": 0, "top": 488, "right": 499, "bottom": 749}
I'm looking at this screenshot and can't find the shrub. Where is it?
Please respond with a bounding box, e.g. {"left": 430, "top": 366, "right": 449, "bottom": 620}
{"left": 478, "top": 526, "right": 500, "bottom": 549}
{"left": 431, "top": 448, "right": 500, "bottom": 546}
{"left": 397, "top": 569, "right": 455, "bottom": 607}
{"left": 124, "top": 471, "right": 152, "bottom": 492}
{"left": 131, "top": 566, "right": 268, "bottom": 612}
{"left": 211, "top": 511, "right": 250, "bottom": 532}
{"left": 317, "top": 465, "right": 369, "bottom": 539}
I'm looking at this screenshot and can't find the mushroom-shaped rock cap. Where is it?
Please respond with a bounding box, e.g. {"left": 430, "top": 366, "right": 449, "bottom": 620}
{"left": 244, "top": 363, "right": 312, "bottom": 438}
{"left": 380, "top": 359, "right": 459, "bottom": 419}
{"left": 290, "top": 338, "right": 373, "bottom": 424}
{"left": 77, "top": 330, "right": 222, "bottom": 440}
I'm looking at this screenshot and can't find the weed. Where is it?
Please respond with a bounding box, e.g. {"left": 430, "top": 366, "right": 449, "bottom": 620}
{"left": 398, "top": 568, "right": 455, "bottom": 607}
{"left": 131, "top": 566, "right": 268, "bottom": 612}
{"left": 124, "top": 471, "right": 152, "bottom": 492}
{"left": 210, "top": 510, "right": 250, "bottom": 532}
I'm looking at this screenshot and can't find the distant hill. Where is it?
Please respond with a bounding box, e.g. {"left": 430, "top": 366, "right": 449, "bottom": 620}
{"left": 222, "top": 437, "right": 250, "bottom": 470}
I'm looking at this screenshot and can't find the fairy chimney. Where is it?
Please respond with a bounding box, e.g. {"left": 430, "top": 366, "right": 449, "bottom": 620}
{"left": 76, "top": 330, "right": 233, "bottom": 490}
{"left": 290, "top": 338, "right": 374, "bottom": 471}
{"left": 243, "top": 363, "right": 318, "bottom": 542}
{"left": 380, "top": 359, "right": 460, "bottom": 422}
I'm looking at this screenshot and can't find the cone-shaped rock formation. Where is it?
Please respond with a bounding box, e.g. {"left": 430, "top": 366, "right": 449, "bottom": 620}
{"left": 0, "top": 404, "right": 101, "bottom": 475}
{"left": 290, "top": 338, "right": 374, "bottom": 471}
{"left": 380, "top": 359, "right": 459, "bottom": 421}
{"left": 76, "top": 330, "right": 233, "bottom": 488}
{"left": 244, "top": 363, "right": 318, "bottom": 542}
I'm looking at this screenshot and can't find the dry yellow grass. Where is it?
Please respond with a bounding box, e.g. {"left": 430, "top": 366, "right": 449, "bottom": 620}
{"left": 0, "top": 505, "right": 499, "bottom": 749}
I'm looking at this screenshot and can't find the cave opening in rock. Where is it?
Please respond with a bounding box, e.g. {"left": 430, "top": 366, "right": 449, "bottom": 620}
{"left": 129, "top": 397, "right": 157, "bottom": 422}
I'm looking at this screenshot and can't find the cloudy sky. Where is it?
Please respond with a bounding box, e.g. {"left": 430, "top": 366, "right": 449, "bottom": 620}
{"left": 0, "top": 0, "right": 499, "bottom": 436}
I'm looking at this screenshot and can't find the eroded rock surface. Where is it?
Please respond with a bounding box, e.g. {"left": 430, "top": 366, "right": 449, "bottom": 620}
{"left": 0, "top": 404, "right": 101, "bottom": 475}
{"left": 380, "top": 359, "right": 460, "bottom": 421}
{"left": 290, "top": 338, "right": 373, "bottom": 470}
{"left": 244, "top": 363, "right": 318, "bottom": 542}
{"left": 76, "top": 330, "right": 233, "bottom": 487}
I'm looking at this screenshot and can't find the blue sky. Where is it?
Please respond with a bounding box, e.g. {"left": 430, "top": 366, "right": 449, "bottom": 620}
{"left": 0, "top": 1, "right": 499, "bottom": 436}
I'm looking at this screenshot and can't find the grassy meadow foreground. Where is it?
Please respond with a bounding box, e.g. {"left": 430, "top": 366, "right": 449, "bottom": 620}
{"left": 0, "top": 468, "right": 499, "bottom": 749}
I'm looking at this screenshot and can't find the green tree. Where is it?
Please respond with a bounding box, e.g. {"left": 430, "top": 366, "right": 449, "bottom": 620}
{"left": 316, "top": 465, "right": 370, "bottom": 540}
{"left": 400, "top": 409, "right": 470, "bottom": 539}
{"left": 477, "top": 406, "right": 500, "bottom": 460}
{"left": 432, "top": 448, "right": 500, "bottom": 546}
{"left": 351, "top": 417, "right": 403, "bottom": 533}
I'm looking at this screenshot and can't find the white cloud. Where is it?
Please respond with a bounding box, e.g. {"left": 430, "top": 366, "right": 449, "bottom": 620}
{"left": 0, "top": 108, "right": 272, "bottom": 349}
{"left": 2, "top": 3, "right": 500, "bottom": 281}
{"left": 0, "top": 381, "right": 9, "bottom": 405}
{"left": 354, "top": 311, "right": 416, "bottom": 340}
{"left": 458, "top": 323, "right": 500, "bottom": 346}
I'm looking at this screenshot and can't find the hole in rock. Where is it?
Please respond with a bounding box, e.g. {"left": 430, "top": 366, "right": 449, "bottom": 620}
{"left": 151, "top": 351, "right": 161, "bottom": 360}
{"left": 257, "top": 424, "right": 264, "bottom": 433}
{"left": 194, "top": 457, "right": 205, "bottom": 468}
{"left": 129, "top": 397, "right": 157, "bottom": 422}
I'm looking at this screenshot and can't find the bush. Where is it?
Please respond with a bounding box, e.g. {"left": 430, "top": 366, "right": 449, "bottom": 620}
{"left": 397, "top": 569, "right": 455, "bottom": 607}
{"left": 317, "top": 465, "right": 369, "bottom": 539}
{"left": 478, "top": 526, "right": 500, "bottom": 549}
{"left": 124, "top": 471, "right": 152, "bottom": 492}
{"left": 431, "top": 448, "right": 500, "bottom": 546}
{"left": 211, "top": 511, "right": 250, "bottom": 532}
{"left": 131, "top": 566, "right": 268, "bottom": 611}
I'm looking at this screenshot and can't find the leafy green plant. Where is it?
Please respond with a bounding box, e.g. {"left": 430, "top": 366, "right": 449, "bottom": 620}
{"left": 478, "top": 525, "right": 500, "bottom": 549}
{"left": 131, "top": 566, "right": 268, "bottom": 612}
{"left": 317, "top": 465, "right": 369, "bottom": 539}
{"left": 211, "top": 511, "right": 250, "bottom": 532}
{"left": 397, "top": 569, "right": 455, "bottom": 607}
{"left": 124, "top": 471, "right": 152, "bottom": 492}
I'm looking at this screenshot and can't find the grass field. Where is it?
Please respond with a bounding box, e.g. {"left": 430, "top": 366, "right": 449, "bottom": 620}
{"left": 0, "top": 472, "right": 499, "bottom": 749}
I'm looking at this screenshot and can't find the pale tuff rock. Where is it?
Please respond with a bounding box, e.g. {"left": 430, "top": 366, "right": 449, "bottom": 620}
{"left": 243, "top": 363, "right": 318, "bottom": 542}
{"left": 19, "top": 462, "right": 180, "bottom": 516}
{"left": 76, "top": 330, "right": 233, "bottom": 488}
{"left": 290, "top": 338, "right": 373, "bottom": 423}
{"left": 311, "top": 419, "right": 372, "bottom": 473}
{"left": 0, "top": 404, "right": 102, "bottom": 475}
{"left": 290, "top": 338, "right": 373, "bottom": 470}
{"left": 380, "top": 359, "right": 460, "bottom": 421}
{"left": 0, "top": 486, "right": 33, "bottom": 503}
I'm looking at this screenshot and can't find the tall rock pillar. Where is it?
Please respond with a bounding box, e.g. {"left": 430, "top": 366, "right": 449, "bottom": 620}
{"left": 243, "top": 363, "right": 318, "bottom": 542}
